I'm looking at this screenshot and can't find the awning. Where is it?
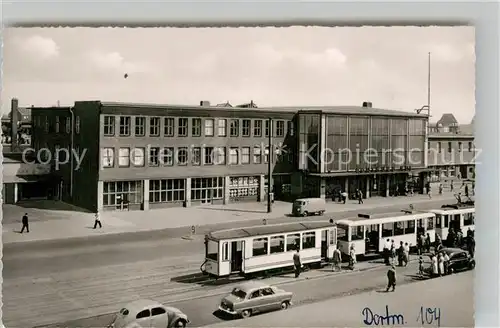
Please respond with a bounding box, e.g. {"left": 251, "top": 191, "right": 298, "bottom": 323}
{"left": 2, "top": 175, "right": 52, "bottom": 184}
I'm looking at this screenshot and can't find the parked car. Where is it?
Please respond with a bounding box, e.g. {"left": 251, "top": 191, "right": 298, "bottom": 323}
{"left": 108, "top": 299, "right": 190, "bottom": 328}
{"left": 292, "top": 198, "right": 326, "bottom": 217}
{"left": 427, "top": 248, "right": 475, "bottom": 275}
{"left": 218, "top": 281, "right": 293, "bottom": 318}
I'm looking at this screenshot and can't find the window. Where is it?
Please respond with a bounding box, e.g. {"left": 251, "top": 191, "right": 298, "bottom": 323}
{"left": 204, "top": 147, "right": 214, "bottom": 165}
{"left": 261, "top": 288, "right": 274, "bottom": 296}
{"left": 253, "top": 146, "right": 262, "bottom": 164}
{"left": 394, "top": 222, "right": 404, "bottom": 236}
{"left": 458, "top": 142, "right": 463, "bottom": 152}
{"left": 350, "top": 226, "right": 364, "bottom": 241}
{"left": 135, "top": 117, "right": 146, "bottom": 136}
{"left": 104, "top": 116, "right": 115, "bottom": 136}
{"left": 468, "top": 142, "right": 473, "bottom": 152}
{"left": 264, "top": 120, "right": 270, "bottom": 137}
{"left": 222, "top": 242, "right": 229, "bottom": 261}
{"left": 381, "top": 223, "right": 393, "bottom": 237}
{"left": 164, "top": 118, "right": 174, "bottom": 136}
{"left": 149, "top": 117, "right": 160, "bottom": 136}
{"left": 264, "top": 146, "right": 270, "bottom": 164}
{"left": 214, "top": 147, "right": 226, "bottom": 165}
{"left": 229, "top": 147, "right": 239, "bottom": 165}
{"left": 136, "top": 310, "right": 150, "bottom": 319}
{"left": 177, "top": 147, "right": 188, "bottom": 165}
{"left": 218, "top": 119, "right": 227, "bottom": 136}
{"left": 276, "top": 120, "right": 285, "bottom": 137}
{"left": 231, "top": 288, "right": 247, "bottom": 299}
{"left": 178, "top": 118, "right": 188, "bottom": 137}
{"left": 66, "top": 117, "right": 72, "bottom": 134}
{"left": 204, "top": 119, "right": 214, "bottom": 136}
{"left": 119, "top": 116, "right": 131, "bottom": 136}
{"left": 149, "top": 179, "right": 186, "bottom": 203}
{"left": 435, "top": 215, "right": 442, "bottom": 229}
{"left": 191, "top": 177, "right": 224, "bottom": 201}
{"left": 438, "top": 142, "right": 442, "bottom": 153}
{"left": 405, "top": 220, "right": 415, "bottom": 234}
{"left": 427, "top": 217, "right": 434, "bottom": 230}
{"left": 206, "top": 240, "right": 218, "bottom": 261}
{"left": 270, "top": 235, "right": 285, "bottom": 254}
{"left": 253, "top": 120, "right": 262, "bottom": 137}
{"left": 230, "top": 119, "right": 239, "bottom": 137}
{"left": 163, "top": 147, "right": 174, "bottom": 166}
{"left": 101, "top": 148, "right": 114, "bottom": 168}
{"left": 287, "top": 120, "right": 294, "bottom": 136}
{"left": 55, "top": 116, "right": 60, "bottom": 133}
{"left": 192, "top": 118, "right": 202, "bottom": 137}
{"left": 149, "top": 147, "right": 160, "bottom": 166}
{"left": 464, "top": 213, "right": 475, "bottom": 226}
{"left": 447, "top": 142, "right": 452, "bottom": 153}
{"left": 242, "top": 119, "right": 251, "bottom": 137}
{"left": 131, "top": 147, "right": 145, "bottom": 167}
{"left": 118, "top": 148, "right": 130, "bottom": 167}
{"left": 151, "top": 308, "right": 166, "bottom": 316}
{"left": 241, "top": 147, "right": 250, "bottom": 164}
{"left": 250, "top": 291, "right": 261, "bottom": 299}
{"left": 192, "top": 147, "right": 201, "bottom": 165}
{"left": 302, "top": 232, "right": 316, "bottom": 249}
{"left": 252, "top": 237, "right": 269, "bottom": 256}
{"left": 75, "top": 116, "right": 80, "bottom": 134}
{"left": 102, "top": 181, "right": 143, "bottom": 206}
{"left": 286, "top": 233, "right": 300, "bottom": 251}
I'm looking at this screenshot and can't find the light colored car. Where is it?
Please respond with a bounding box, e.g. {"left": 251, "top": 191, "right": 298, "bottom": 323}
{"left": 108, "top": 299, "right": 190, "bottom": 328}
{"left": 218, "top": 281, "right": 293, "bottom": 318}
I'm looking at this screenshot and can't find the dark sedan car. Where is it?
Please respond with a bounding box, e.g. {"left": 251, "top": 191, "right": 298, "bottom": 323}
{"left": 430, "top": 248, "right": 475, "bottom": 275}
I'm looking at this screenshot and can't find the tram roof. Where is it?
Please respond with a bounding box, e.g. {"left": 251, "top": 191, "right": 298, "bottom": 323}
{"left": 207, "top": 221, "right": 335, "bottom": 241}
{"left": 336, "top": 211, "right": 434, "bottom": 227}
{"left": 430, "top": 205, "right": 475, "bottom": 214}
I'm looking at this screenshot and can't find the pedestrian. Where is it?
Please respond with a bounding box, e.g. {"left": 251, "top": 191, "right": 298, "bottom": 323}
{"left": 465, "top": 184, "right": 469, "bottom": 197}
{"left": 341, "top": 191, "right": 347, "bottom": 204}
{"left": 431, "top": 253, "right": 438, "bottom": 277}
{"left": 390, "top": 240, "right": 396, "bottom": 264}
{"left": 397, "top": 241, "right": 405, "bottom": 267}
{"left": 425, "top": 233, "right": 431, "bottom": 253}
{"left": 357, "top": 189, "right": 363, "bottom": 204}
{"left": 20, "top": 213, "right": 29, "bottom": 233}
{"left": 419, "top": 233, "right": 426, "bottom": 255}
{"left": 468, "top": 236, "right": 475, "bottom": 258}
{"left": 349, "top": 245, "right": 356, "bottom": 270}
{"left": 332, "top": 247, "right": 342, "bottom": 272}
{"left": 438, "top": 183, "right": 443, "bottom": 195}
{"left": 293, "top": 248, "right": 301, "bottom": 278}
{"left": 418, "top": 256, "right": 424, "bottom": 276}
{"left": 386, "top": 265, "right": 396, "bottom": 292}
{"left": 403, "top": 242, "right": 410, "bottom": 266}
{"left": 450, "top": 181, "right": 454, "bottom": 192}
{"left": 383, "top": 238, "right": 391, "bottom": 265}
{"left": 438, "top": 253, "right": 445, "bottom": 276}
{"left": 443, "top": 252, "right": 450, "bottom": 275}
{"left": 93, "top": 212, "right": 102, "bottom": 229}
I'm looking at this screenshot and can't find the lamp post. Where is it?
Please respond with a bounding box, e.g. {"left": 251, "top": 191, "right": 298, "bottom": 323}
{"left": 267, "top": 118, "right": 273, "bottom": 213}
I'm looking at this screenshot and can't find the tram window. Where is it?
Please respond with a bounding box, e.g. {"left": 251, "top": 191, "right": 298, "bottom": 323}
{"left": 270, "top": 235, "right": 285, "bottom": 254}
{"left": 329, "top": 229, "right": 336, "bottom": 245}
{"left": 302, "top": 232, "right": 316, "bottom": 249}
{"left": 222, "top": 242, "right": 229, "bottom": 261}
{"left": 393, "top": 222, "right": 404, "bottom": 236}
{"left": 464, "top": 213, "right": 475, "bottom": 226}
{"left": 252, "top": 237, "right": 269, "bottom": 256}
{"left": 443, "top": 215, "right": 449, "bottom": 228}
{"left": 337, "top": 225, "right": 349, "bottom": 241}
{"left": 206, "top": 240, "right": 218, "bottom": 261}
{"left": 427, "top": 217, "right": 435, "bottom": 230}
{"left": 350, "top": 226, "right": 364, "bottom": 241}
{"left": 381, "top": 223, "right": 393, "bottom": 237}
{"left": 286, "top": 234, "right": 300, "bottom": 251}
{"left": 435, "top": 215, "right": 442, "bottom": 228}
{"left": 405, "top": 220, "right": 415, "bottom": 234}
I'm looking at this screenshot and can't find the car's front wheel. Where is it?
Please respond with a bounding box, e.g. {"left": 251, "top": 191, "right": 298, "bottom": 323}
{"left": 173, "top": 319, "right": 187, "bottom": 327}
{"left": 241, "top": 310, "right": 252, "bottom": 318}
{"left": 469, "top": 261, "right": 476, "bottom": 270}
{"left": 280, "top": 301, "right": 289, "bottom": 310}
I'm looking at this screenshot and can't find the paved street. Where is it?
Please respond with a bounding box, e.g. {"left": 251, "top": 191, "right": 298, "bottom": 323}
{"left": 34, "top": 260, "right": 446, "bottom": 328}
{"left": 207, "top": 270, "right": 474, "bottom": 327}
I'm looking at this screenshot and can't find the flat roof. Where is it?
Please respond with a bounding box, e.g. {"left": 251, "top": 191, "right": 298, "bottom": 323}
{"left": 429, "top": 133, "right": 474, "bottom": 139}
{"left": 336, "top": 211, "right": 435, "bottom": 227}
{"left": 207, "top": 221, "right": 334, "bottom": 241}
{"left": 294, "top": 106, "right": 427, "bottom": 118}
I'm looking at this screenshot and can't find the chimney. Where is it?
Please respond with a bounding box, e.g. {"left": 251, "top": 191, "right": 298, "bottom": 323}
{"left": 11, "top": 98, "right": 19, "bottom": 147}
{"left": 200, "top": 100, "right": 211, "bottom": 107}
{"left": 362, "top": 101, "right": 373, "bottom": 108}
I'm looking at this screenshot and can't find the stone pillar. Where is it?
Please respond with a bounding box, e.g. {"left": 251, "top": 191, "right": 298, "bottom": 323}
{"left": 344, "top": 178, "right": 349, "bottom": 199}
{"left": 14, "top": 183, "right": 18, "bottom": 203}
{"left": 365, "top": 178, "right": 370, "bottom": 198}
{"left": 142, "top": 179, "right": 150, "bottom": 211}
{"left": 223, "top": 176, "right": 230, "bottom": 205}
{"left": 259, "top": 174, "right": 266, "bottom": 202}
{"left": 185, "top": 177, "right": 192, "bottom": 207}
{"left": 385, "top": 175, "right": 390, "bottom": 197}
{"left": 320, "top": 178, "right": 326, "bottom": 199}
{"left": 97, "top": 180, "right": 104, "bottom": 212}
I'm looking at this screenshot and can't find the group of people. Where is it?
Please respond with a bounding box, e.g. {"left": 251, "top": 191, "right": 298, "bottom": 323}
{"left": 382, "top": 239, "right": 411, "bottom": 267}
{"left": 426, "top": 251, "right": 451, "bottom": 277}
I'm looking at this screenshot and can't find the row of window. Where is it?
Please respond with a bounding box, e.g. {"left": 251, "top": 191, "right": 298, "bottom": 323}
{"left": 103, "top": 115, "right": 293, "bottom": 139}
{"left": 100, "top": 145, "right": 280, "bottom": 168}
{"left": 430, "top": 141, "right": 475, "bottom": 153}
{"left": 435, "top": 213, "right": 475, "bottom": 228}
{"left": 251, "top": 232, "right": 316, "bottom": 257}
{"left": 33, "top": 115, "right": 81, "bottom": 134}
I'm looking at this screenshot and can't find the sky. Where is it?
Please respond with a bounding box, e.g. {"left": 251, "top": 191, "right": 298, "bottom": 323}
{"left": 2, "top": 26, "right": 475, "bottom": 124}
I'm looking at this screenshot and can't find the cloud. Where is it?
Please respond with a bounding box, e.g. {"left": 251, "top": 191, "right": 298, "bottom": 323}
{"left": 17, "top": 35, "right": 60, "bottom": 60}
{"left": 86, "top": 51, "right": 151, "bottom": 74}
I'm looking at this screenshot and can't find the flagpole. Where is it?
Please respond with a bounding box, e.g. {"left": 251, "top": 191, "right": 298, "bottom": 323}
{"left": 427, "top": 52, "right": 431, "bottom": 118}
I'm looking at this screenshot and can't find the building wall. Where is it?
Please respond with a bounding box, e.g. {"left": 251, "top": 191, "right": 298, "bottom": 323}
{"left": 427, "top": 135, "right": 475, "bottom": 181}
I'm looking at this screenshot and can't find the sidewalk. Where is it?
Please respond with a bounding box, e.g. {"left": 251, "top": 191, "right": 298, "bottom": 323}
{"left": 2, "top": 193, "right": 459, "bottom": 245}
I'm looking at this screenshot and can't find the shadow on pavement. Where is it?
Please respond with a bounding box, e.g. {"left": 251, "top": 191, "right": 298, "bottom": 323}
{"left": 200, "top": 207, "right": 268, "bottom": 214}
{"left": 14, "top": 200, "right": 92, "bottom": 213}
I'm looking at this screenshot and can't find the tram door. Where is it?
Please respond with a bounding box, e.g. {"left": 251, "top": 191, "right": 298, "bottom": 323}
{"left": 230, "top": 240, "right": 244, "bottom": 273}
{"left": 321, "top": 230, "right": 328, "bottom": 260}
{"left": 365, "top": 224, "right": 380, "bottom": 253}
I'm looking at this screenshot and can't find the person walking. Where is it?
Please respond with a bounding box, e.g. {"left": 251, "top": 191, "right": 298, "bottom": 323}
{"left": 443, "top": 251, "right": 450, "bottom": 275}
{"left": 438, "top": 183, "right": 443, "bottom": 195}
{"left": 403, "top": 242, "right": 410, "bottom": 266}
{"left": 397, "top": 241, "right": 405, "bottom": 267}
{"left": 332, "top": 247, "right": 342, "bottom": 272}
{"left": 418, "top": 256, "right": 424, "bottom": 276}
{"left": 425, "top": 233, "right": 431, "bottom": 253}
{"left": 20, "top": 213, "right": 30, "bottom": 233}
{"left": 390, "top": 240, "right": 396, "bottom": 264}
{"left": 357, "top": 189, "right": 363, "bottom": 204}
{"left": 93, "top": 212, "right": 102, "bottom": 229}
{"left": 349, "top": 245, "right": 356, "bottom": 270}
{"left": 431, "top": 254, "right": 438, "bottom": 278}
{"left": 450, "top": 180, "right": 454, "bottom": 192}
{"left": 386, "top": 265, "right": 396, "bottom": 292}
{"left": 438, "top": 252, "right": 445, "bottom": 277}
{"left": 383, "top": 239, "right": 391, "bottom": 265}
{"left": 341, "top": 191, "right": 348, "bottom": 204}
{"left": 293, "top": 248, "right": 301, "bottom": 278}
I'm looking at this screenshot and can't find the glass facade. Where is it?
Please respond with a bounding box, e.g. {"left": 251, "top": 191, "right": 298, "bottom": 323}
{"left": 390, "top": 118, "right": 408, "bottom": 167}
{"left": 370, "top": 118, "right": 390, "bottom": 168}
{"left": 103, "top": 180, "right": 143, "bottom": 206}
{"left": 325, "top": 116, "right": 348, "bottom": 172}
{"left": 191, "top": 177, "right": 224, "bottom": 203}
{"left": 408, "top": 118, "right": 426, "bottom": 167}
{"left": 298, "top": 114, "right": 320, "bottom": 172}
{"left": 348, "top": 116, "right": 369, "bottom": 170}
{"left": 229, "top": 176, "right": 259, "bottom": 199}
{"left": 149, "top": 179, "right": 186, "bottom": 203}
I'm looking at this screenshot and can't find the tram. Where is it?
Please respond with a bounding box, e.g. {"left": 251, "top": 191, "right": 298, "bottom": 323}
{"left": 430, "top": 199, "right": 475, "bottom": 241}
{"left": 201, "top": 221, "right": 337, "bottom": 278}
{"left": 335, "top": 211, "right": 437, "bottom": 258}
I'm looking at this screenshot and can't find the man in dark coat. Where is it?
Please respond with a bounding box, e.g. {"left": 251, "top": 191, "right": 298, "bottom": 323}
{"left": 386, "top": 265, "right": 396, "bottom": 292}
{"left": 20, "top": 213, "right": 29, "bottom": 233}
{"left": 293, "top": 249, "right": 301, "bottom": 278}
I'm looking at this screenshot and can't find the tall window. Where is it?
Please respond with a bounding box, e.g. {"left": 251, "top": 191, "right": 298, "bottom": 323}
{"left": 468, "top": 142, "right": 473, "bottom": 152}
{"left": 149, "top": 117, "right": 160, "bottom": 136}
{"left": 192, "top": 118, "right": 202, "bottom": 137}
{"left": 287, "top": 120, "right": 294, "bottom": 136}
{"left": 241, "top": 147, "right": 250, "bottom": 164}
{"left": 178, "top": 118, "right": 188, "bottom": 137}
{"left": 164, "top": 118, "right": 174, "bottom": 136}
{"left": 253, "top": 120, "right": 262, "bottom": 137}
{"left": 205, "top": 119, "right": 214, "bottom": 136}
{"left": 149, "top": 179, "right": 186, "bottom": 203}
{"left": 438, "top": 142, "right": 442, "bottom": 153}
{"left": 349, "top": 116, "right": 370, "bottom": 170}
{"left": 218, "top": 119, "right": 227, "bottom": 136}
{"left": 448, "top": 142, "right": 452, "bottom": 153}
{"left": 302, "top": 232, "right": 316, "bottom": 249}
{"left": 118, "top": 148, "right": 130, "bottom": 167}
{"left": 252, "top": 237, "right": 269, "bottom": 256}
{"left": 276, "top": 120, "right": 285, "bottom": 137}
{"left": 230, "top": 119, "right": 239, "bottom": 137}
{"left": 119, "top": 116, "right": 131, "bottom": 136}
{"left": 75, "top": 116, "right": 80, "bottom": 134}
{"left": 229, "top": 147, "right": 239, "bottom": 165}
{"left": 369, "top": 117, "right": 389, "bottom": 171}
{"left": 66, "top": 117, "right": 72, "bottom": 134}
{"left": 325, "top": 115, "right": 348, "bottom": 171}
{"left": 177, "top": 147, "right": 188, "bottom": 165}
{"left": 242, "top": 119, "right": 251, "bottom": 137}
{"left": 149, "top": 147, "right": 160, "bottom": 166}
{"left": 135, "top": 117, "right": 145, "bottom": 136}
{"left": 253, "top": 146, "right": 262, "bottom": 164}
{"left": 204, "top": 147, "right": 214, "bottom": 165}
{"left": 101, "top": 148, "right": 114, "bottom": 168}
{"left": 162, "top": 147, "right": 174, "bottom": 166}
{"left": 264, "top": 146, "right": 270, "bottom": 164}
{"left": 192, "top": 147, "right": 201, "bottom": 165}
{"left": 131, "top": 147, "right": 145, "bottom": 167}
{"left": 55, "top": 116, "right": 60, "bottom": 133}
{"left": 408, "top": 119, "right": 425, "bottom": 167}
{"left": 103, "top": 181, "right": 143, "bottom": 206}
{"left": 264, "top": 120, "right": 270, "bottom": 137}
{"left": 215, "top": 147, "right": 226, "bottom": 165}
{"left": 104, "top": 116, "right": 115, "bottom": 136}
{"left": 389, "top": 118, "right": 407, "bottom": 168}
{"left": 191, "top": 177, "right": 224, "bottom": 201}
{"left": 458, "top": 142, "right": 463, "bottom": 152}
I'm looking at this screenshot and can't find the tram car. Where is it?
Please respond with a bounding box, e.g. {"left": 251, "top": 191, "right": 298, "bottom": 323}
{"left": 201, "top": 221, "right": 337, "bottom": 278}
{"left": 335, "top": 211, "right": 437, "bottom": 258}
{"left": 429, "top": 198, "right": 475, "bottom": 242}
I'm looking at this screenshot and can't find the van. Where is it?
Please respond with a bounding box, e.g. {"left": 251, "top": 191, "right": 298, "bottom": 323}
{"left": 292, "top": 198, "right": 326, "bottom": 217}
